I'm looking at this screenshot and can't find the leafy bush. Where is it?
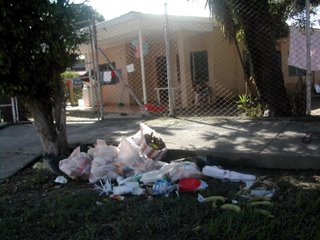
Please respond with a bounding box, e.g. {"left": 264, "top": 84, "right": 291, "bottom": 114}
{"left": 236, "top": 94, "right": 265, "bottom": 117}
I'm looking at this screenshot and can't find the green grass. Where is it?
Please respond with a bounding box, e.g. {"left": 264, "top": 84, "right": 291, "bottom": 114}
{"left": 1, "top": 163, "right": 320, "bottom": 240}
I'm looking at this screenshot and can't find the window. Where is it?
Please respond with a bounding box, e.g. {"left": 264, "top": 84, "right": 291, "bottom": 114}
{"left": 190, "top": 51, "right": 209, "bottom": 83}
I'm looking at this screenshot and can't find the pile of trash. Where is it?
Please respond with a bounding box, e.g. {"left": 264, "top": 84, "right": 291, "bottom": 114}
{"left": 58, "top": 123, "right": 168, "bottom": 183}
{"left": 56, "top": 123, "right": 275, "bottom": 210}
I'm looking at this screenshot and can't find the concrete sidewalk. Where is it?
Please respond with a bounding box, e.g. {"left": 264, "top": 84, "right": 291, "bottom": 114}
{"left": 1, "top": 117, "right": 319, "bottom": 183}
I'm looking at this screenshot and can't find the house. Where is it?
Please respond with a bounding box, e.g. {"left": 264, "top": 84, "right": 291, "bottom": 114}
{"left": 80, "top": 12, "right": 320, "bottom": 111}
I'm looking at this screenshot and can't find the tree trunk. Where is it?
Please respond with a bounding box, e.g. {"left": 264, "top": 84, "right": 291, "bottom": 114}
{"left": 29, "top": 76, "right": 69, "bottom": 173}
{"left": 238, "top": 0, "right": 292, "bottom": 116}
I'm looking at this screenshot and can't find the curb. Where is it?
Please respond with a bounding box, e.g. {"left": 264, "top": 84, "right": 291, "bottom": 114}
{"left": 0, "top": 123, "right": 12, "bottom": 130}
{"left": 166, "top": 149, "right": 320, "bottom": 170}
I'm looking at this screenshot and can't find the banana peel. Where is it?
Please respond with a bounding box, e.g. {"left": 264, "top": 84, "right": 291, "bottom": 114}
{"left": 247, "top": 196, "right": 274, "bottom": 218}
{"left": 198, "top": 194, "right": 226, "bottom": 208}
{"left": 205, "top": 196, "right": 226, "bottom": 208}
{"left": 203, "top": 196, "right": 226, "bottom": 203}
{"left": 220, "top": 203, "right": 241, "bottom": 213}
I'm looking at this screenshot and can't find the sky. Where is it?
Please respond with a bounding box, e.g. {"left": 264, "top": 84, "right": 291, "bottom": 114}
{"left": 72, "top": 0, "right": 210, "bottom": 20}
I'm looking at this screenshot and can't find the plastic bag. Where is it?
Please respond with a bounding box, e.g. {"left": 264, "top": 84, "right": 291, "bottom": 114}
{"left": 92, "top": 139, "right": 119, "bottom": 161}
{"left": 89, "top": 141, "right": 122, "bottom": 183}
{"left": 140, "top": 170, "right": 165, "bottom": 184}
{"left": 89, "top": 162, "right": 120, "bottom": 183}
{"left": 117, "top": 137, "right": 153, "bottom": 173}
{"left": 59, "top": 146, "right": 92, "bottom": 180}
{"left": 151, "top": 179, "right": 176, "bottom": 197}
{"left": 140, "top": 161, "right": 202, "bottom": 184}
{"left": 168, "top": 161, "right": 202, "bottom": 182}
{"left": 131, "top": 123, "right": 167, "bottom": 161}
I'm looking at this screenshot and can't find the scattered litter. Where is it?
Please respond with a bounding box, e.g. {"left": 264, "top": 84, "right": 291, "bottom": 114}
{"left": 59, "top": 146, "right": 92, "bottom": 180}
{"left": 89, "top": 140, "right": 121, "bottom": 183}
{"left": 117, "top": 137, "right": 153, "bottom": 173}
{"left": 237, "top": 180, "right": 277, "bottom": 199}
{"left": 112, "top": 182, "right": 145, "bottom": 196}
{"left": 202, "top": 165, "right": 256, "bottom": 182}
{"left": 94, "top": 179, "right": 112, "bottom": 196}
{"left": 168, "top": 161, "right": 202, "bottom": 182}
{"left": 131, "top": 187, "right": 145, "bottom": 196}
{"left": 130, "top": 123, "right": 167, "bottom": 161}
{"left": 58, "top": 124, "right": 277, "bottom": 207}
{"left": 140, "top": 170, "right": 165, "bottom": 184}
{"left": 250, "top": 189, "right": 275, "bottom": 198}
{"left": 246, "top": 195, "right": 274, "bottom": 218}
{"left": 178, "top": 178, "right": 208, "bottom": 192}
{"left": 140, "top": 161, "right": 201, "bottom": 184}
{"left": 113, "top": 185, "right": 134, "bottom": 195}
{"left": 123, "top": 181, "right": 140, "bottom": 189}
{"left": 109, "top": 194, "right": 125, "bottom": 201}
{"left": 118, "top": 174, "right": 142, "bottom": 186}
{"left": 197, "top": 194, "right": 207, "bottom": 203}
{"left": 151, "top": 179, "right": 176, "bottom": 197}
{"left": 221, "top": 203, "right": 241, "bottom": 213}
{"left": 197, "top": 194, "right": 226, "bottom": 208}
{"left": 54, "top": 176, "right": 68, "bottom": 184}
{"left": 94, "top": 176, "right": 145, "bottom": 196}
{"left": 116, "top": 176, "right": 124, "bottom": 185}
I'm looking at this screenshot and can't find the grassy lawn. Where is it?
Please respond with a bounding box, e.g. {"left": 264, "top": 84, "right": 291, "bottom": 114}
{"left": 1, "top": 160, "right": 320, "bottom": 240}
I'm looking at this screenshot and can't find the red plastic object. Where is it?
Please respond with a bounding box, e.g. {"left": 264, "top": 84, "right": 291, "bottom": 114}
{"left": 178, "top": 178, "right": 201, "bottom": 192}
{"left": 144, "top": 104, "right": 167, "bottom": 113}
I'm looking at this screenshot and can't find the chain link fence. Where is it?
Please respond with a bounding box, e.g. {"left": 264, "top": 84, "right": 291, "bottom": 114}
{"left": 78, "top": 1, "right": 320, "bottom": 119}
{"left": 0, "top": 96, "right": 31, "bottom": 124}
{"left": 3, "top": 2, "right": 319, "bottom": 124}
{"left": 0, "top": 96, "right": 15, "bottom": 123}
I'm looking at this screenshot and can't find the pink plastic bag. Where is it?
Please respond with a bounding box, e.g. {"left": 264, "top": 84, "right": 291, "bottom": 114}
{"left": 59, "top": 147, "right": 92, "bottom": 180}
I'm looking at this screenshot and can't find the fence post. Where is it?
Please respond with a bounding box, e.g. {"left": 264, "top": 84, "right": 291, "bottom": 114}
{"left": 164, "top": 3, "right": 175, "bottom": 116}
{"left": 91, "top": 17, "right": 104, "bottom": 120}
{"left": 139, "top": 29, "right": 148, "bottom": 104}
{"left": 305, "top": 0, "right": 311, "bottom": 115}
{"left": 10, "top": 97, "right": 17, "bottom": 123}
{"left": 14, "top": 97, "right": 19, "bottom": 122}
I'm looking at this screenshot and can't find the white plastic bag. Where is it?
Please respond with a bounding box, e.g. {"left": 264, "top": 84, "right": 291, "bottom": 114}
{"left": 140, "top": 161, "right": 202, "bottom": 184}
{"left": 89, "top": 140, "right": 121, "bottom": 183}
{"left": 59, "top": 146, "right": 92, "bottom": 180}
{"left": 168, "top": 161, "right": 202, "bottom": 182}
{"left": 89, "top": 162, "right": 119, "bottom": 183}
{"left": 117, "top": 137, "right": 153, "bottom": 173}
{"left": 92, "top": 139, "right": 119, "bottom": 161}
{"left": 131, "top": 123, "right": 167, "bottom": 161}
